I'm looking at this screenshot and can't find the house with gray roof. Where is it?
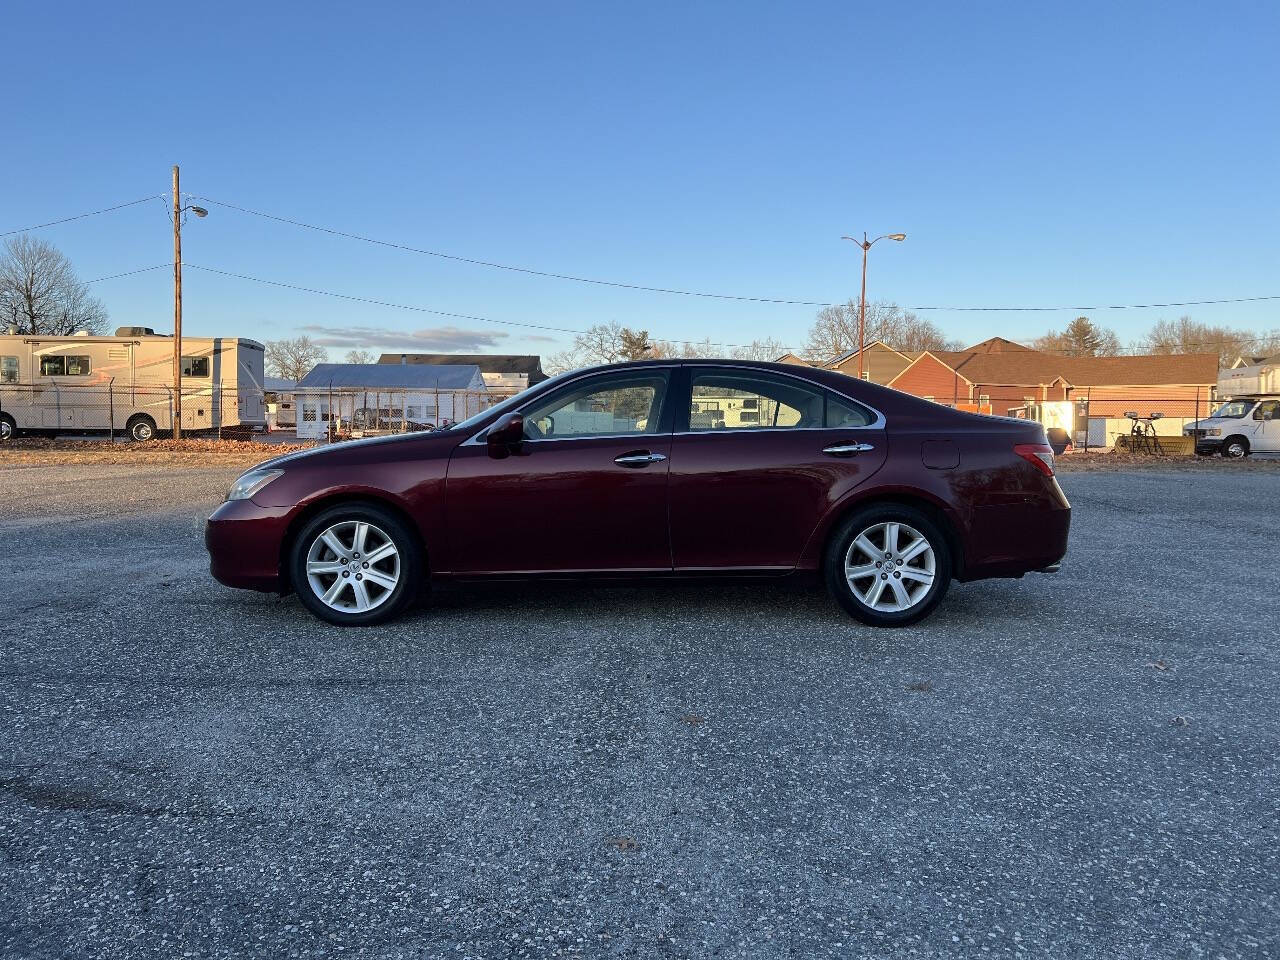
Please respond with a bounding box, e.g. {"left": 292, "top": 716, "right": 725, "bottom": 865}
{"left": 293, "top": 362, "right": 488, "bottom": 439}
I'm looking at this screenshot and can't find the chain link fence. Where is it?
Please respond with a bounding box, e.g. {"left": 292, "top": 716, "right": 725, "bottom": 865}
{"left": 1004, "top": 388, "right": 1222, "bottom": 454}
{"left": 293, "top": 387, "right": 517, "bottom": 441}
{"left": 0, "top": 382, "right": 268, "bottom": 441}
{"left": 0, "top": 382, "right": 521, "bottom": 443}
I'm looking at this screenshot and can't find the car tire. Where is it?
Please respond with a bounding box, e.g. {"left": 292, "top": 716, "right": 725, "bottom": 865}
{"left": 0, "top": 413, "right": 15, "bottom": 442}
{"left": 290, "top": 503, "right": 423, "bottom": 627}
{"left": 126, "top": 414, "right": 157, "bottom": 443}
{"left": 1222, "top": 436, "right": 1249, "bottom": 459}
{"left": 824, "top": 503, "right": 952, "bottom": 627}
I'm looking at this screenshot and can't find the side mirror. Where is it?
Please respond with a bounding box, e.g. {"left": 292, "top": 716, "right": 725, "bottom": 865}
{"left": 486, "top": 413, "right": 524, "bottom": 457}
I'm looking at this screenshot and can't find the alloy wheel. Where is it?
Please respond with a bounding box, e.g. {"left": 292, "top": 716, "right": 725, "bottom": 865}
{"left": 305, "top": 520, "right": 402, "bottom": 613}
{"left": 843, "top": 521, "right": 936, "bottom": 613}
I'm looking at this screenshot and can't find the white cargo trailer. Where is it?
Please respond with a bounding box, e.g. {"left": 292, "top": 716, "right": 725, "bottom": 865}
{"left": 0, "top": 327, "right": 266, "bottom": 441}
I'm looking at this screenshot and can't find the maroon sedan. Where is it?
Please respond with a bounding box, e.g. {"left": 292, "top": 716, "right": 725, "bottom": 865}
{"left": 206, "top": 360, "right": 1069, "bottom": 627}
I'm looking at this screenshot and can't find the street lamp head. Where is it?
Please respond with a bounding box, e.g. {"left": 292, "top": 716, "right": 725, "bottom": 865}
{"left": 888, "top": 233, "right": 906, "bottom": 241}
{"left": 190, "top": 206, "right": 209, "bottom": 218}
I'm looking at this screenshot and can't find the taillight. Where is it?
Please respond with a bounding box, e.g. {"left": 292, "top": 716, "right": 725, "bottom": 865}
{"left": 1014, "top": 442, "right": 1055, "bottom": 477}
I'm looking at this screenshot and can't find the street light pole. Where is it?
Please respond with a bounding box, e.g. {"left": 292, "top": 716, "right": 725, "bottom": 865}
{"left": 172, "top": 165, "right": 183, "bottom": 440}
{"left": 842, "top": 232, "right": 907, "bottom": 380}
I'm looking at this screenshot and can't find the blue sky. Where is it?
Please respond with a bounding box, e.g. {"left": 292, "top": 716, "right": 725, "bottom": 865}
{"left": 3, "top": 1, "right": 1277, "bottom": 357}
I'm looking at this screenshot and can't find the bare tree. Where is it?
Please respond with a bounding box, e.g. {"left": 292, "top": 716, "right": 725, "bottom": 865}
{"left": 544, "top": 321, "right": 658, "bottom": 373}
{"left": 1033, "top": 316, "right": 1121, "bottom": 356}
{"left": 1140, "top": 316, "right": 1278, "bottom": 367}
{"left": 804, "top": 300, "right": 957, "bottom": 359}
{"left": 265, "top": 336, "right": 328, "bottom": 381}
{"left": 0, "top": 234, "right": 108, "bottom": 335}
{"left": 343, "top": 349, "right": 375, "bottom": 364}
{"left": 650, "top": 335, "right": 792, "bottom": 361}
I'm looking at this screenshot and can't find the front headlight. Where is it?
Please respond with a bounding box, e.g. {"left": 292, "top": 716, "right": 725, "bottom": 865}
{"left": 1205, "top": 428, "right": 1221, "bottom": 437}
{"left": 227, "top": 468, "right": 284, "bottom": 501}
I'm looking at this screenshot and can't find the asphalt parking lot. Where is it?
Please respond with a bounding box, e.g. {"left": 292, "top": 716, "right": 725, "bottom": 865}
{"left": 2, "top": 463, "right": 1277, "bottom": 959}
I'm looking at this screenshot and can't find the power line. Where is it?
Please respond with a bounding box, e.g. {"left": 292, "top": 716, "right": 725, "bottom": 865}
{"left": 911, "top": 295, "right": 1280, "bottom": 313}
{"left": 84, "top": 263, "right": 173, "bottom": 284}
{"left": 184, "top": 263, "right": 781, "bottom": 351}
{"left": 191, "top": 196, "right": 834, "bottom": 306}
{"left": 184, "top": 261, "right": 1280, "bottom": 358}
{"left": 194, "top": 194, "right": 1280, "bottom": 314}
{"left": 0, "top": 195, "right": 165, "bottom": 238}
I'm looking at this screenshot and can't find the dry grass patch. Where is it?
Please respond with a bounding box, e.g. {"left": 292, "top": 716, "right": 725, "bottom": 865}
{"left": 0, "top": 437, "right": 314, "bottom": 467}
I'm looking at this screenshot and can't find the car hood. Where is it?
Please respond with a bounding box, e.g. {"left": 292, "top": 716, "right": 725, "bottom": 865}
{"left": 249, "top": 431, "right": 463, "bottom": 472}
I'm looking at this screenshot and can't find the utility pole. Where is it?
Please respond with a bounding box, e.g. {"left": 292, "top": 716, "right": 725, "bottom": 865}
{"left": 172, "top": 164, "right": 183, "bottom": 440}
{"left": 842, "top": 232, "right": 907, "bottom": 380}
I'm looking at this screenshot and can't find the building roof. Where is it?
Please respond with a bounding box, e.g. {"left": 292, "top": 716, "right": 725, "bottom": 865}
{"left": 378, "top": 353, "right": 548, "bottom": 383}
{"left": 892, "top": 347, "right": 1219, "bottom": 389}
{"left": 296, "top": 363, "right": 484, "bottom": 390}
{"left": 961, "top": 336, "right": 1037, "bottom": 354}
{"left": 263, "top": 376, "right": 297, "bottom": 392}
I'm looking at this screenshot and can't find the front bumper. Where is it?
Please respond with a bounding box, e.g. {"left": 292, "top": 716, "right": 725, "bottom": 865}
{"left": 205, "top": 498, "right": 293, "bottom": 592}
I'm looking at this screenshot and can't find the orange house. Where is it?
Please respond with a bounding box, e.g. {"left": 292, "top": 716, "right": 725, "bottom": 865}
{"left": 887, "top": 338, "right": 1218, "bottom": 418}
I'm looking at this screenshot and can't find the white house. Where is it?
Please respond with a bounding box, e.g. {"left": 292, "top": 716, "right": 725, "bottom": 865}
{"left": 294, "top": 362, "right": 488, "bottom": 439}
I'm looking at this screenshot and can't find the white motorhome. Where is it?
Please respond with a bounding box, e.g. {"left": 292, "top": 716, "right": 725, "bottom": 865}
{"left": 1184, "top": 357, "right": 1280, "bottom": 458}
{"left": 0, "top": 327, "right": 266, "bottom": 441}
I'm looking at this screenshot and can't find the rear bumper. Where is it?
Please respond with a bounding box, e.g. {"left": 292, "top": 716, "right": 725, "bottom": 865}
{"left": 960, "top": 483, "right": 1071, "bottom": 582}
{"left": 205, "top": 498, "right": 292, "bottom": 592}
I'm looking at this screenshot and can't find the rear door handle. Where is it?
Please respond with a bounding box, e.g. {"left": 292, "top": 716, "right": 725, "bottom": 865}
{"left": 614, "top": 451, "right": 668, "bottom": 467}
{"left": 823, "top": 442, "right": 875, "bottom": 457}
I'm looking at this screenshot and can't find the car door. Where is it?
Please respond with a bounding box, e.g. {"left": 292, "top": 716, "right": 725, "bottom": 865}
{"left": 667, "top": 366, "right": 887, "bottom": 571}
{"left": 443, "top": 369, "right": 675, "bottom": 574}
{"left": 1255, "top": 400, "right": 1280, "bottom": 452}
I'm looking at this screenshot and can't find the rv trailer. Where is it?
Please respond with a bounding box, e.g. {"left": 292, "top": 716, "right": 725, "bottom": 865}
{"left": 0, "top": 327, "right": 266, "bottom": 441}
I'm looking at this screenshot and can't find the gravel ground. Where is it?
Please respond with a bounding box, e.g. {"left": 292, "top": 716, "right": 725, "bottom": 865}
{"left": 1, "top": 464, "right": 1277, "bottom": 959}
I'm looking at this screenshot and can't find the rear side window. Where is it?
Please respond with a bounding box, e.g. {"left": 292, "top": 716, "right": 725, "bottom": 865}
{"left": 686, "top": 369, "right": 874, "bottom": 430}
{"left": 40, "top": 355, "right": 91, "bottom": 376}
{"left": 689, "top": 370, "right": 824, "bottom": 430}
{"left": 0, "top": 356, "right": 17, "bottom": 383}
{"left": 182, "top": 356, "right": 210, "bottom": 378}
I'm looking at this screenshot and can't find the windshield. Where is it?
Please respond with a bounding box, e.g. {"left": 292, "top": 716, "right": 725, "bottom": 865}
{"left": 443, "top": 368, "right": 578, "bottom": 434}
{"left": 1211, "top": 400, "right": 1256, "bottom": 419}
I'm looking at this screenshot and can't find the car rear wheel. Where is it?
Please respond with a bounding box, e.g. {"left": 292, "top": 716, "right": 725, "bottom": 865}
{"left": 0, "top": 414, "right": 15, "bottom": 442}
{"left": 291, "top": 504, "right": 422, "bottom": 626}
{"left": 824, "top": 504, "right": 952, "bottom": 627}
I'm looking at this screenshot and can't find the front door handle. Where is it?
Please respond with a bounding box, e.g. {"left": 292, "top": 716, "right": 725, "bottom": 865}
{"left": 823, "top": 442, "right": 875, "bottom": 457}
{"left": 614, "top": 451, "right": 668, "bottom": 467}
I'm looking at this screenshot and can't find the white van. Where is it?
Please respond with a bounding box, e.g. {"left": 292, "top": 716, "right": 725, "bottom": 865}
{"left": 1185, "top": 397, "right": 1280, "bottom": 458}
{"left": 1184, "top": 358, "right": 1280, "bottom": 458}
{"left": 0, "top": 327, "right": 266, "bottom": 441}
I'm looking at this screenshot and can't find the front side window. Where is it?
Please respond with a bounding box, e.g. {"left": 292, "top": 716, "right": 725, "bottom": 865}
{"left": 522, "top": 373, "right": 667, "bottom": 439}
{"left": 182, "top": 356, "right": 210, "bottom": 378}
{"left": 40, "top": 355, "right": 91, "bottom": 377}
{"left": 1256, "top": 400, "right": 1280, "bottom": 421}
{"left": 689, "top": 370, "right": 871, "bottom": 430}
{"left": 0, "top": 356, "right": 17, "bottom": 383}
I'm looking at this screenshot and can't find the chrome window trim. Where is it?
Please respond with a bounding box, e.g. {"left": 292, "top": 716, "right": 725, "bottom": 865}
{"left": 460, "top": 361, "right": 886, "bottom": 445}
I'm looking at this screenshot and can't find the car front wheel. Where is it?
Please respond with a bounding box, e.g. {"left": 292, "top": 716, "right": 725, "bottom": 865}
{"left": 290, "top": 504, "right": 422, "bottom": 626}
{"left": 1222, "top": 437, "right": 1249, "bottom": 459}
{"left": 824, "top": 504, "right": 952, "bottom": 627}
